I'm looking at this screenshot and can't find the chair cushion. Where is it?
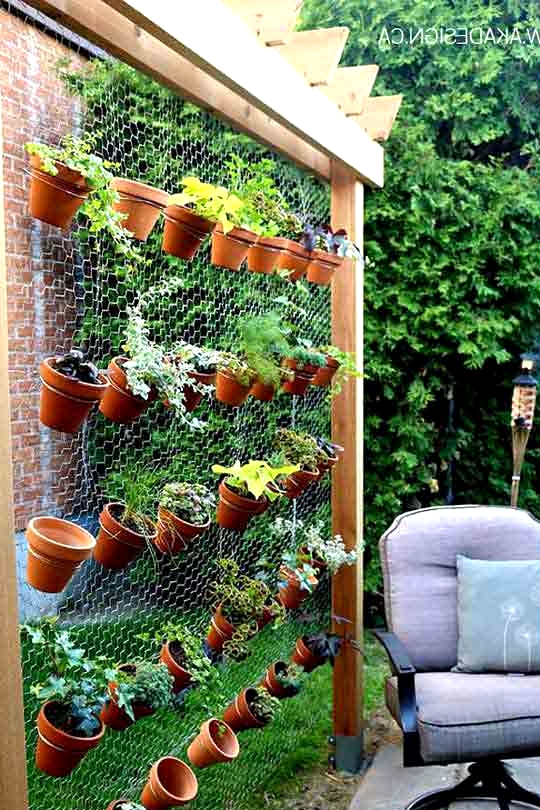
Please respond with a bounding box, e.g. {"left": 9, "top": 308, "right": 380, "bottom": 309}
{"left": 386, "top": 671, "right": 540, "bottom": 764}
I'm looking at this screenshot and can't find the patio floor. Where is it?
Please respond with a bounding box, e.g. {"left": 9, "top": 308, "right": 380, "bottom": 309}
{"left": 350, "top": 744, "right": 540, "bottom": 809}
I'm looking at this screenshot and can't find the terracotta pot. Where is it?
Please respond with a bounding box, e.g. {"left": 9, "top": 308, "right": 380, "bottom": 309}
{"left": 100, "top": 664, "right": 155, "bottom": 731}
{"left": 306, "top": 250, "right": 343, "bottom": 286}
{"left": 112, "top": 177, "right": 168, "bottom": 241}
{"left": 39, "top": 357, "right": 108, "bottom": 433}
{"left": 155, "top": 505, "right": 210, "bottom": 555}
{"left": 249, "top": 380, "right": 275, "bottom": 401}
{"left": 141, "top": 757, "right": 198, "bottom": 809}
{"left": 262, "top": 661, "right": 298, "bottom": 699}
{"left": 280, "top": 358, "right": 318, "bottom": 396}
{"left": 247, "top": 236, "right": 282, "bottom": 274}
{"left": 26, "top": 516, "right": 95, "bottom": 593}
{"left": 94, "top": 502, "right": 155, "bottom": 569}
{"left": 187, "top": 719, "right": 239, "bottom": 768}
{"left": 206, "top": 603, "right": 236, "bottom": 653}
{"left": 222, "top": 687, "right": 266, "bottom": 732}
{"left": 283, "top": 469, "right": 319, "bottom": 500}
{"left": 36, "top": 701, "right": 104, "bottom": 777}
{"left": 312, "top": 356, "right": 340, "bottom": 387}
{"left": 28, "top": 158, "right": 89, "bottom": 229}
{"left": 215, "top": 368, "right": 251, "bottom": 406}
{"left": 99, "top": 356, "right": 151, "bottom": 424}
{"left": 211, "top": 224, "right": 257, "bottom": 271}
{"left": 216, "top": 479, "right": 267, "bottom": 532}
{"left": 275, "top": 239, "right": 310, "bottom": 281}
{"left": 291, "top": 636, "right": 325, "bottom": 673}
{"left": 160, "top": 641, "right": 193, "bottom": 693}
{"left": 277, "top": 566, "right": 312, "bottom": 610}
{"left": 183, "top": 369, "right": 216, "bottom": 412}
{"left": 317, "top": 451, "right": 339, "bottom": 476}
{"left": 257, "top": 603, "right": 278, "bottom": 630}
{"left": 162, "top": 204, "right": 216, "bottom": 260}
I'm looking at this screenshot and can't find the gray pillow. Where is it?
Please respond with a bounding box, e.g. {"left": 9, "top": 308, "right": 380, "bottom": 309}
{"left": 455, "top": 554, "right": 540, "bottom": 673}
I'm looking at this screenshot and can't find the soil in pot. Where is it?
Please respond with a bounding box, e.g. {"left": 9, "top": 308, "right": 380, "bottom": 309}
{"left": 141, "top": 756, "right": 198, "bottom": 809}
{"left": 183, "top": 369, "right": 216, "bottom": 412}
{"left": 222, "top": 687, "right": 266, "bottom": 732}
{"left": 211, "top": 225, "right": 257, "bottom": 271}
{"left": 206, "top": 603, "right": 236, "bottom": 653}
{"left": 216, "top": 479, "right": 267, "bottom": 532}
{"left": 275, "top": 239, "right": 310, "bottom": 282}
{"left": 262, "top": 661, "right": 299, "bottom": 699}
{"left": 99, "top": 356, "right": 152, "bottom": 424}
{"left": 162, "top": 204, "right": 216, "bottom": 260}
{"left": 39, "top": 357, "right": 108, "bottom": 433}
{"left": 306, "top": 250, "right": 343, "bottom": 286}
{"left": 247, "top": 236, "right": 282, "bottom": 274}
{"left": 291, "top": 636, "right": 326, "bottom": 673}
{"left": 277, "top": 566, "right": 313, "bottom": 610}
{"left": 160, "top": 640, "right": 193, "bottom": 693}
{"left": 36, "top": 701, "right": 104, "bottom": 777}
{"left": 249, "top": 379, "right": 275, "bottom": 402}
{"left": 312, "top": 355, "right": 340, "bottom": 387}
{"left": 187, "top": 719, "right": 239, "bottom": 768}
{"left": 155, "top": 505, "right": 210, "bottom": 555}
{"left": 112, "top": 177, "right": 168, "bottom": 241}
{"left": 27, "top": 515, "right": 96, "bottom": 593}
{"left": 28, "top": 158, "right": 90, "bottom": 229}
{"left": 93, "top": 502, "right": 156, "bottom": 570}
{"left": 215, "top": 368, "right": 251, "bottom": 406}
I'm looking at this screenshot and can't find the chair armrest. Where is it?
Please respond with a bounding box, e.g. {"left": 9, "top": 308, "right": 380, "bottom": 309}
{"left": 372, "top": 629, "right": 416, "bottom": 675}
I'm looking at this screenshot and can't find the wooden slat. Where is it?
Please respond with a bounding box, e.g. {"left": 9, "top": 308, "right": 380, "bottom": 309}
{"left": 322, "top": 65, "right": 379, "bottom": 115}
{"left": 0, "top": 95, "right": 29, "bottom": 810}
{"left": 222, "top": 0, "right": 302, "bottom": 45}
{"left": 351, "top": 94, "right": 403, "bottom": 142}
{"left": 331, "top": 160, "right": 364, "bottom": 771}
{"left": 273, "top": 28, "right": 349, "bottom": 86}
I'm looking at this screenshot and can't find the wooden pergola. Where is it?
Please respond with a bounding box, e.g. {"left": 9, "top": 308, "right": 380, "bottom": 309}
{"left": 0, "top": 1, "right": 401, "bottom": 804}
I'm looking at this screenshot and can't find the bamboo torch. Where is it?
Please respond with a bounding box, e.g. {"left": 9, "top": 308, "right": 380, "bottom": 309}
{"left": 511, "top": 353, "right": 538, "bottom": 507}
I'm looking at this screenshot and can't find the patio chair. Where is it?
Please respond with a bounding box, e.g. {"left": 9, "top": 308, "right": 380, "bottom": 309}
{"left": 374, "top": 504, "right": 540, "bottom": 810}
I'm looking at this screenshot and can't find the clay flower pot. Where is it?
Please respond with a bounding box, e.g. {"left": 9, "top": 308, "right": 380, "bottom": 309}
{"left": 211, "top": 224, "right": 257, "bottom": 271}
{"left": 215, "top": 369, "right": 251, "bottom": 406}
{"left": 184, "top": 369, "right": 216, "bottom": 412}
{"left": 28, "top": 157, "right": 89, "bottom": 229}
{"left": 39, "top": 357, "right": 109, "bottom": 433}
{"left": 99, "top": 356, "right": 152, "bottom": 424}
{"left": 249, "top": 379, "right": 275, "bottom": 402}
{"left": 100, "top": 664, "right": 155, "bottom": 731}
{"left": 317, "top": 451, "right": 339, "bottom": 477}
{"left": 281, "top": 358, "right": 318, "bottom": 396}
{"left": 160, "top": 641, "right": 193, "bottom": 693}
{"left": 216, "top": 479, "right": 267, "bottom": 532}
{"left": 27, "top": 515, "right": 96, "bottom": 593}
{"left": 306, "top": 250, "right": 343, "bottom": 286}
{"left": 162, "top": 204, "right": 216, "bottom": 260}
{"left": 187, "top": 719, "right": 239, "bottom": 768}
{"left": 247, "top": 236, "right": 283, "bottom": 274}
{"left": 112, "top": 177, "right": 168, "bottom": 241}
{"left": 155, "top": 505, "right": 210, "bottom": 555}
{"left": 291, "top": 636, "right": 325, "bottom": 673}
{"left": 262, "top": 661, "right": 298, "bottom": 699}
{"left": 222, "top": 687, "right": 266, "bottom": 732}
{"left": 282, "top": 468, "right": 319, "bottom": 499}
{"left": 93, "top": 502, "right": 156, "bottom": 570}
{"left": 277, "top": 565, "right": 313, "bottom": 610}
{"left": 141, "top": 757, "right": 198, "bottom": 809}
{"left": 312, "top": 355, "right": 340, "bottom": 388}
{"left": 206, "top": 603, "right": 236, "bottom": 653}
{"left": 275, "top": 239, "right": 310, "bottom": 281}
{"left": 36, "top": 701, "right": 104, "bottom": 777}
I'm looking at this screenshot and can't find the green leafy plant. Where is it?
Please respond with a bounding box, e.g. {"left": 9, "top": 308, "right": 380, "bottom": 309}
{"left": 249, "top": 687, "right": 281, "bottom": 723}
{"left": 113, "top": 662, "right": 174, "bottom": 722}
{"left": 275, "top": 662, "right": 305, "bottom": 694}
{"left": 323, "top": 345, "right": 363, "bottom": 394}
{"left": 169, "top": 176, "right": 244, "bottom": 233}
{"left": 225, "top": 155, "right": 284, "bottom": 236}
{"left": 115, "top": 803, "right": 146, "bottom": 810}
{"left": 274, "top": 428, "right": 326, "bottom": 472}
{"left": 159, "top": 481, "right": 216, "bottom": 524}
{"left": 217, "top": 351, "right": 254, "bottom": 387}
{"left": 212, "top": 459, "right": 299, "bottom": 501}
{"left": 238, "top": 311, "right": 291, "bottom": 387}
{"left": 287, "top": 338, "right": 327, "bottom": 369}
{"left": 273, "top": 516, "right": 358, "bottom": 580}
{"left": 173, "top": 341, "right": 222, "bottom": 374}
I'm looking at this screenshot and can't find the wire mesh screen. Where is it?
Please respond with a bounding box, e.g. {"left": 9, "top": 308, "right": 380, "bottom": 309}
{"left": 3, "top": 5, "right": 333, "bottom": 809}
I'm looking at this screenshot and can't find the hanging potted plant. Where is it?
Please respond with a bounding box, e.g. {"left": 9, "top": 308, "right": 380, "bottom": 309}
{"left": 173, "top": 342, "right": 221, "bottom": 412}
{"left": 281, "top": 342, "right": 327, "bottom": 396}
{"left": 261, "top": 661, "right": 305, "bottom": 700}
{"left": 187, "top": 719, "right": 239, "bottom": 769}
{"left": 100, "top": 661, "right": 173, "bottom": 731}
{"left": 273, "top": 428, "right": 326, "bottom": 498}
{"left": 141, "top": 757, "right": 198, "bottom": 809}
{"left": 39, "top": 348, "right": 108, "bottom": 434}
{"left": 155, "top": 481, "right": 215, "bottom": 555}
{"left": 236, "top": 312, "right": 290, "bottom": 402}
{"left": 223, "top": 686, "right": 280, "bottom": 732}
{"left": 162, "top": 176, "right": 220, "bottom": 260}
{"left": 99, "top": 354, "right": 157, "bottom": 424}
{"left": 304, "top": 225, "right": 362, "bottom": 286}
{"left": 274, "top": 208, "right": 311, "bottom": 282}
{"left": 111, "top": 177, "right": 168, "bottom": 241}
{"left": 22, "top": 618, "right": 113, "bottom": 777}
{"left": 212, "top": 458, "right": 298, "bottom": 532}
{"left": 312, "top": 345, "right": 363, "bottom": 393}
{"left": 26, "top": 515, "right": 96, "bottom": 593}
{"left": 146, "top": 622, "right": 215, "bottom": 693}
{"left": 292, "top": 631, "right": 345, "bottom": 673}
{"left": 215, "top": 352, "right": 254, "bottom": 406}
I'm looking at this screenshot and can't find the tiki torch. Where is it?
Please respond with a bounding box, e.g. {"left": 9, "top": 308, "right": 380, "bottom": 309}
{"left": 511, "top": 352, "right": 538, "bottom": 507}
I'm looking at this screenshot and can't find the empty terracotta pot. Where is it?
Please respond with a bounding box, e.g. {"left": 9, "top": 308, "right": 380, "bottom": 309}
{"left": 262, "top": 661, "right": 299, "bottom": 699}
{"left": 206, "top": 603, "right": 236, "bottom": 653}
{"left": 160, "top": 641, "right": 193, "bottom": 693}
{"left": 247, "top": 236, "right": 282, "bottom": 274}
{"left": 39, "top": 357, "right": 108, "bottom": 433}
{"left": 187, "top": 719, "right": 239, "bottom": 768}
{"left": 162, "top": 204, "right": 215, "bottom": 260}
{"left": 275, "top": 239, "right": 310, "bottom": 281}
{"left": 141, "top": 757, "right": 198, "bottom": 809}
{"left": 36, "top": 701, "right": 104, "bottom": 777}
{"left": 93, "top": 502, "right": 156, "bottom": 570}
{"left": 306, "top": 250, "right": 343, "bottom": 286}
{"left": 112, "top": 177, "right": 168, "bottom": 241}
{"left": 216, "top": 479, "right": 267, "bottom": 532}
{"left": 183, "top": 369, "right": 216, "bottom": 412}
{"left": 222, "top": 687, "right": 266, "bottom": 732}
{"left": 28, "top": 158, "right": 89, "bottom": 229}
{"left": 155, "top": 505, "right": 210, "bottom": 555}
{"left": 27, "top": 515, "right": 96, "bottom": 593}
{"left": 215, "top": 369, "right": 251, "bottom": 406}
{"left": 249, "top": 380, "right": 275, "bottom": 402}
{"left": 291, "top": 636, "right": 325, "bottom": 673}
{"left": 211, "top": 225, "right": 257, "bottom": 270}
{"left": 99, "top": 356, "right": 151, "bottom": 424}
{"left": 282, "top": 469, "right": 319, "bottom": 499}
{"left": 277, "top": 565, "right": 313, "bottom": 610}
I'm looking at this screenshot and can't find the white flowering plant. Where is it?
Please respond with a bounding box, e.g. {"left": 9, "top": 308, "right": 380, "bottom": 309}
{"left": 272, "top": 517, "right": 359, "bottom": 577}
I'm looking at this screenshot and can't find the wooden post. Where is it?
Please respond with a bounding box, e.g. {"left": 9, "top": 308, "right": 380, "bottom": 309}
{"left": 330, "top": 159, "right": 364, "bottom": 774}
{"left": 0, "top": 95, "right": 29, "bottom": 809}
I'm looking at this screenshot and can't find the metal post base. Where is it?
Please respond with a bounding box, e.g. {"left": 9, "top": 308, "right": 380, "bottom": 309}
{"left": 333, "top": 733, "right": 364, "bottom": 775}
{"left": 405, "top": 760, "right": 540, "bottom": 810}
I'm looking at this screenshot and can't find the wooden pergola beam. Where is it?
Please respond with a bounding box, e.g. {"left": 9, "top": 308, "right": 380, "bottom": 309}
{"left": 272, "top": 27, "right": 349, "bottom": 86}
{"left": 322, "top": 65, "right": 379, "bottom": 115}
{"left": 222, "top": 0, "right": 302, "bottom": 45}
{"left": 351, "top": 94, "right": 403, "bottom": 142}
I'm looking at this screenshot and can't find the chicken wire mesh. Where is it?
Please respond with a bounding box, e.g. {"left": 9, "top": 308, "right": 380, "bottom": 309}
{"left": 3, "top": 5, "right": 335, "bottom": 809}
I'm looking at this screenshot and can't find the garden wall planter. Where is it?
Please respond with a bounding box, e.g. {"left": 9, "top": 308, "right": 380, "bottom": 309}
{"left": 28, "top": 157, "right": 89, "bottom": 229}
{"left": 247, "top": 236, "right": 282, "bottom": 274}
{"left": 184, "top": 369, "right": 216, "bottom": 412}
{"left": 222, "top": 687, "right": 265, "bottom": 732}
{"left": 160, "top": 641, "right": 193, "bottom": 693}
{"left": 99, "top": 356, "right": 151, "bottom": 424}
{"left": 211, "top": 224, "right": 257, "bottom": 271}
{"left": 100, "top": 665, "right": 154, "bottom": 731}
{"left": 306, "top": 250, "right": 343, "bottom": 286}
{"left": 39, "top": 357, "right": 108, "bottom": 433}
{"left": 187, "top": 719, "right": 239, "bottom": 768}
{"left": 27, "top": 515, "right": 96, "bottom": 592}
{"left": 155, "top": 505, "right": 210, "bottom": 555}
{"left": 94, "top": 502, "right": 155, "bottom": 570}
{"left": 312, "top": 356, "right": 340, "bottom": 388}
{"left": 112, "top": 177, "right": 168, "bottom": 241}
{"left": 282, "top": 469, "right": 319, "bottom": 499}
{"left": 281, "top": 359, "right": 318, "bottom": 396}
{"left": 291, "top": 636, "right": 326, "bottom": 673}
{"left": 277, "top": 566, "right": 312, "bottom": 610}
{"left": 275, "top": 239, "right": 310, "bottom": 281}
{"left": 215, "top": 369, "right": 251, "bottom": 406}
{"left": 206, "top": 603, "right": 236, "bottom": 653}
{"left": 141, "top": 757, "right": 198, "bottom": 809}
{"left": 216, "top": 479, "right": 267, "bottom": 532}
{"left": 36, "top": 701, "right": 104, "bottom": 777}
{"left": 249, "top": 379, "right": 275, "bottom": 402}
{"left": 262, "top": 661, "right": 298, "bottom": 699}
{"left": 162, "top": 205, "right": 216, "bottom": 260}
